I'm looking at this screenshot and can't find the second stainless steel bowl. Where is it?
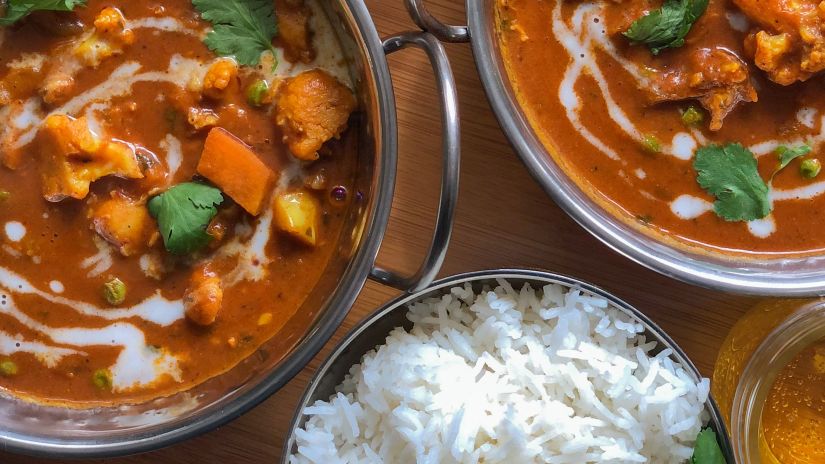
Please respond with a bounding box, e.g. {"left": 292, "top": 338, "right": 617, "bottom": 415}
{"left": 282, "top": 269, "right": 735, "bottom": 463}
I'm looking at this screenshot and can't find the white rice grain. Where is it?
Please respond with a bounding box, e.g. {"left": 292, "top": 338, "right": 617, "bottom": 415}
{"left": 290, "top": 281, "right": 710, "bottom": 463}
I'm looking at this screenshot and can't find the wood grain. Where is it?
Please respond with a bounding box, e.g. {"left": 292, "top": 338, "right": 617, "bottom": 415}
{"left": 0, "top": 1, "right": 756, "bottom": 462}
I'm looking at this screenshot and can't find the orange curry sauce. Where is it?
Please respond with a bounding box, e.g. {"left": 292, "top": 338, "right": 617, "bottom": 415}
{"left": 0, "top": 0, "right": 358, "bottom": 406}
{"left": 497, "top": 0, "right": 825, "bottom": 256}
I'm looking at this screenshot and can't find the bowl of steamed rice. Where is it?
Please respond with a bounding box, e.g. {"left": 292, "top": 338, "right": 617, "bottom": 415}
{"left": 283, "top": 270, "right": 733, "bottom": 463}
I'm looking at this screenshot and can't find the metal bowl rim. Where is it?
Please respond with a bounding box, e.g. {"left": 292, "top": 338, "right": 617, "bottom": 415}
{"left": 465, "top": 0, "right": 825, "bottom": 297}
{"left": 0, "top": 0, "right": 399, "bottom": 458}
{"left": 282, "top": 268, "right": 734, "bottom": 463}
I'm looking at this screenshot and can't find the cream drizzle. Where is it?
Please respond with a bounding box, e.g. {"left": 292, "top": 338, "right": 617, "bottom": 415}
{"left": 80, "top": 236, "right": 115, "bottom": 278}
{"left": 0, "top": 291, "right": 180, "bottom": 390}
{"left": 160, "top": 134, "right": 183, "bottom": 178}
{"left": 0, "top": 330, "right": 84, "bottom": 368}
{"left": 0, "top": 4, "right": 348, "bottom": 392}
{"left": 556, "top": 2, "right": 825, "bottom": 239}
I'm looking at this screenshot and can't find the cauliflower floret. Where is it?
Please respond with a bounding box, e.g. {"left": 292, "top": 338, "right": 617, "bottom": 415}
{"left": 89, "top": 192, "right": 157, "bottom": 257}
{"left": 201, "top": 58, "right": 239, "bottom": 99}
{"left": 74, "top": 7, "right": 135, "bottom": 68}
{"left": 41, "top": 114, "right": 143, "bottom": 201}
{"left": 275, "top": 69, "right": 356, "bottom": 161}
{"left": 183, "top": 267, "right": 223, "bottom": 326}
{"left": 736, "top": 0, "right": 825, "bottom": 84}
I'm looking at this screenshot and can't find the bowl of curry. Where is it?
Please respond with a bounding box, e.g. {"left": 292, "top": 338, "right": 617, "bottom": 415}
{"left": 409, "top": 0, "right": 825, "bottom": 295}
{"left": 0, "top": 0, "right": 459, "bottom": 457}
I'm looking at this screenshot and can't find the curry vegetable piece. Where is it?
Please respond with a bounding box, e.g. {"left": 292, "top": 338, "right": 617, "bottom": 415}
{"left": 148, "top": 182, "right": 225, "bottom": 255}
{"left": 102, "top": 277, "right": 127, "bottom": 305}
{"left": 246, "top": 79, "right": 270, "bottom": 106}
{"left": 0, "top": 359, "right": 17, "bottom": 376}
{"left": 275, "top": 191, "right": 320, "bottom": 246}
{"left": 0, "top": 0, "right": 86, "bottom": 26}
{"left": 680, "top": 106, "right": 704, "bottom": 127}
{"left": 693, "top": 143, "right": 772, "bottom": 222}
{"left": 691, "top": 428, "right": 727, "bottom": 464}
{"left": 623, "top": 0, "right": 709, "bottom": 55}
{"left": 801, "top": 158, "right": 822, "bottom": 179}
{"left": 196, "top": 127, "right": 276, "bottom": 216}
{"left": 192, "top": 0, "right": 278, "bottom": 67}
{"left": 641, "top": 134, "right": 662, "bottom": 153}
{"left": 0, "top": 190, "right": 10, "bottom": 201}
{"left": 92, "top": 368, "right": 112, "bottom": 390}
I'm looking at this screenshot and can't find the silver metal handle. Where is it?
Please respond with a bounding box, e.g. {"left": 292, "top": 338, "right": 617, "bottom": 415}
{"left": 370, "top": 32, "right": 461, "bottom": 293}
{"left": 405, "top": 0, "right": 470, "bottom": 43}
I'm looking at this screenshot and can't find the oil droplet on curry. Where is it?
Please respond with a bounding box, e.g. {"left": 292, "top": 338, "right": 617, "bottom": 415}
{"left": 0, "top": 0, "right": 359, "bottom": 406}
{"left": 497, "top": 0, "right": 825, "bottom": 256}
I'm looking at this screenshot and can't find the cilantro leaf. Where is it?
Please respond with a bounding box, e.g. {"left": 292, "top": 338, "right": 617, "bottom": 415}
{"left": 0, "top": 0, "right": 86, "bottom": 26}
{"left": 147, "top": 182, "right": 224, "bottom": 255}
{"left": 694, "top": 143, "right": 771, "bottom": 222}
{"left": 775, "top": 144, "right": 812, "bottom": 172}
{"left": 623, "top": 0, "right": 709, "bottom": 55}
{"left": 192, "top": 0, "right": 278, "bottom": 66}
{"left": 691, "top": 428, "right": 727, "bottom": 464}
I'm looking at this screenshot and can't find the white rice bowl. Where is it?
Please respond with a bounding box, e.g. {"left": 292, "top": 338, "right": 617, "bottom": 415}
{"left": 290, "top": 279, "right": 710, "bottom": 463}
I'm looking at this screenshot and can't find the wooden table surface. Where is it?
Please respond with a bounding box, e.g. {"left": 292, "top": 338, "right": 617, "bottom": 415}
{"left": 2, "top": 1, "right": 758, "bottom": 463}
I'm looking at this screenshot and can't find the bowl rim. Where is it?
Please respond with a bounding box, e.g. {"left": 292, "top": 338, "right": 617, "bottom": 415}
{"left": 282, "top": 268, "right": 735, "bottom": 463}
{"left": 0, "top": 0, "right": 399, "bottom": 458}
{"left": 465, "top": 0, "right": 825, "bottom": 297}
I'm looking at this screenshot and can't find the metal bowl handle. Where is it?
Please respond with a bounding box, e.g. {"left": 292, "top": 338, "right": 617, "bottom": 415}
{"left": 405, "top": 0, "right": 470, "bottom": 43}
{"left": 370, "top": 32, "right": 461, "bottom": 294}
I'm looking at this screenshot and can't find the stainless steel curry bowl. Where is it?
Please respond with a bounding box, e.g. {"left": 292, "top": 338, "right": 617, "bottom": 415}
{"left": 0, "top": 1, "right": 460, "bottom": 458}
{"left": 407, "top": 0, "right": 825, "bottom": 297}
{"left": 282, "top": 269, "right": 735, "bottom": 463}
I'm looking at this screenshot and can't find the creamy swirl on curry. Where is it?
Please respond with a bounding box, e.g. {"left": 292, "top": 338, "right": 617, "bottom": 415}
{"left": 498, "top": 0, "right": 825, "bottom": 256}
{"left": 0, "top": 0, "right": 358, "bottom": 405}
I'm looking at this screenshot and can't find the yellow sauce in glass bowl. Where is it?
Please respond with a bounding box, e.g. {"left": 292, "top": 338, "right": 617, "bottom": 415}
{"left": 713, "top": 300, "right": 825, "bottom": 463}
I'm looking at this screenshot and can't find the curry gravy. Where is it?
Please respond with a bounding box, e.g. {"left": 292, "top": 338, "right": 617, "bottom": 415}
{"left": 0, "top": 0, "right": 359, "bottom": 406}
{"left": 498, "top": 0, "right": 825, "bottom": 256}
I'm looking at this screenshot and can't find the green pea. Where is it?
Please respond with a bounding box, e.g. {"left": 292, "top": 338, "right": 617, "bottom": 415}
{"left": 800, "top": 158, "right": 822, "bottom": 179}
{"left": 680, "top": 106, "right": 704, "bottom": 127}
{"left": 246, "top": 79, "right": 269, "bottom": 107}
{"left": 641, "top": 134, "right": 661, "bottom": 154}
{"left": 102, "top": 278, "right": 126, "bottom": 306}
{"left": 92, "top": 369, "right": 112, "bottom": 390}
{"left": 0, "top": 359, "right": 18, "bottom": 376}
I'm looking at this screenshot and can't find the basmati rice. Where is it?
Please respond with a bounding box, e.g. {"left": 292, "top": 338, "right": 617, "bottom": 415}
{"left": 290, "top": 280, "right": 710, "bottom": 463}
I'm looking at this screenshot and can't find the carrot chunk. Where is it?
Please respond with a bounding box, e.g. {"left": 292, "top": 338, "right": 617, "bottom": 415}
{"left": 196, "top": 127, "right": 276, "bottom": 216}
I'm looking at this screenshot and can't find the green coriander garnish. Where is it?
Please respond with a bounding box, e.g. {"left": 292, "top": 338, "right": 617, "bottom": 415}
{"left": 775, "top": 144, "right": 812, "bottom": 172}
{"left": 623, "top": 0, "right": 709, "bottom": 55}
{"left": 193, "top": 0, "right": 278, "bottom": 67}
{"left": 691, "top": 428, "right": 727, "bottom": 464}
{"left": 148, "top": 182, "right": 224, "bottom": 255}
{"left": 694, "top": 143, "right": 771, "bottom": 222}
{"left": 0, "top": 0, "right": 86, "bottom": 27}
